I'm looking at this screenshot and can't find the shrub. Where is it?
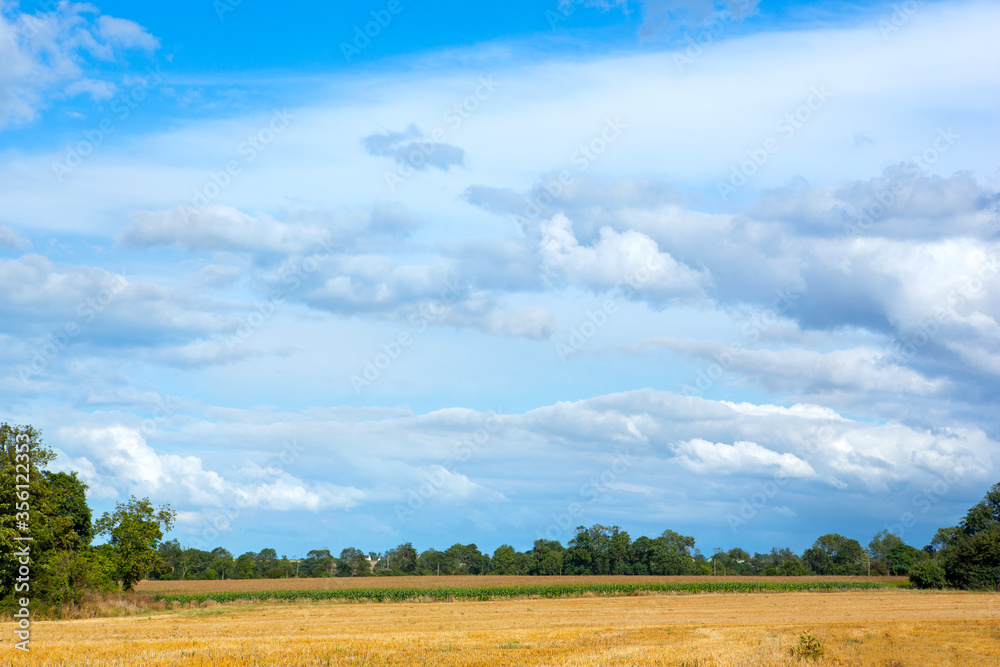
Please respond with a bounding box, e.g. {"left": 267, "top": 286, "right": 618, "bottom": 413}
{"left": 944, "top": 526, "right": 1000, "bottom": 590}
{"left": 792, "top": 630, "right": 824, "bottom": 660}
{"left": 908, "top": 560, "right": 946, "bottom": 589}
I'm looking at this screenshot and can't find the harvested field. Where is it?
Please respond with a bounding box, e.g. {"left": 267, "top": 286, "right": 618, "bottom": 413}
{"left": 7, "top": 589, "right": 999, "bottom": 666}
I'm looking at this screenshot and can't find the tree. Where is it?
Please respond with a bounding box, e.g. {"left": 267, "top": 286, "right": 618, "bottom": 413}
{"left": 233, "top": 552, "right": 255, "bottom": 579}
{"left": 43, "top": 471, "right": 92, "bottom": 550}
{"left": 445, "top": 543, "right": 487, "bottom": 574}
{"left": 210, "top": 547, "right": 233, "bottom": 579}
{"left": 944, "top": 525, "right": 1000, "bottom": 590}
{"left": 959, "top": 482, "right": 1000, "bottom": 537}
{"left": 417, "top": 548, "right": 456, "bottom": 576}
{"left": 803, "top": 534, "right": 865, "bottom": 575}
{"left": 928, "top": 527, "right": 962, "bottom": 554}
{"left": 868, "top": 530, "right": 904, "bottom": 575}
{"left": 649, "top": 530, "right": 696, "bottom": 575}
{"left": 886, "top": 542, "right": 924, "bottom": 576}
{"left": 254, "top": 548, "right": 278, "bottom": 577}
{"left": 908, "top": 559, "right": 946, "bottom": 589}
{"left": 527, "top": 540, "right": 563, "bottom": 576}
{"left": 385, "top": 542, "right": 418, "bottom": 574}
{"left": 154, "top": 539, "right": 184, "bottom": 579}
{"left": 338, "top": 547, "right": 372, "bottom": 576}
{"left": 490, "top": 545, "right": 521, "bottom": 575}
{"left": 94, "top": 496, "right": 176, "bottom": 591}
{"left": 304, "top": 549, "right": 335, "bottom": 577}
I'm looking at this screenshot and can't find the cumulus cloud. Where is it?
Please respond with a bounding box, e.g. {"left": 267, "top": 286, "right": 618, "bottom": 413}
{"left": 672, "top": 438, "right": 815, "bottom": 477}
{"left": 60, "top": 425, "right": 364, "bottom": 512}
{"left": 41, "top": 388, "right": 994, "bottom": 549}
{"left": 96, "top": 16, "right": 160, "bottom": 51}
{"left": 750, "top": 166, "right": 995, "bottom": 239}
{"left": 644, "top": 338, "right": 947, "bottom": 396}
{"left": 120, "top": 205, "right": 334, "bottom": 253}
{"left": 361, "top": 124, "right": 465, "bottom": 171}
{"left": 120, "top": 204, "right": 422, "bottom": 254}
{"left": 0, "top": 3, "right": 159, "bottom": 130}
{"left": 539, "top": 214, "right": 709, "bottom": 299}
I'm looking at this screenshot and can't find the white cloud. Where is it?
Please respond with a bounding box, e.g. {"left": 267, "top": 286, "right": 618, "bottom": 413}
{"left": 0, "top": 4, "right": 159, "bottom": 130}
{"left": 120, "top": 205, "right": 333, "bottom": 253}
{"left": 96, "top": 16, "right": 159, "bottom": 51}
{"left": 0, "top": 225, "right": 30, "bottom": 249}
{"left": 540, "top": 214, "right": 709, "bottom": 299}
{"left": 672, "top": 438, "right": 815, "bottom": 477}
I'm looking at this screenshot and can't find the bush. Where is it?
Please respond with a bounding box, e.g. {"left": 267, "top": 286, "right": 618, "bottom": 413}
{"left": 944, "top": 526, "right": 1000, "bottom": 590}
{"left": 908, "top": 560, "right": 946, "bottom": 589}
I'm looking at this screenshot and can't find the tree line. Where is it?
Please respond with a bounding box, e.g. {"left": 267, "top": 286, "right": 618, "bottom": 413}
{"left": 2, "top": 422, "right": 999, "bottom": 613}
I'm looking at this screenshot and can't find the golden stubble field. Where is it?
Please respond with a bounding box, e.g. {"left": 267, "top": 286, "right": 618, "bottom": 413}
{"left": 4, "top": 588, "right": 1000, "bottom": 666}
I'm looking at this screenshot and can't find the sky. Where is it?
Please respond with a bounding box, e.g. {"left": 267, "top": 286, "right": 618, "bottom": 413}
{"left": 1, "top": 0, "right": 998, "bottom": 559}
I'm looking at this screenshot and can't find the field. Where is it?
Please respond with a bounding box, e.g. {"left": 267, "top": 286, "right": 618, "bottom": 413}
{"left": 135, "top": 575, "right": 908, "bottom": 594}
{"left": 132, "top": 575, "right": 907, "bottom": 605}
{"left": 5, "top": 578, "right": 1000, "bottom": 666}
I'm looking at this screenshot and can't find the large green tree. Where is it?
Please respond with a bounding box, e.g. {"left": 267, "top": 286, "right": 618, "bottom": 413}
{"left": 94, "top": 496, "right": 176, "bottom": 591}
{"left": 803, "top": 534, "right": 865, "bottom": 575}
{"left": 385, "top": 542, "right": 418, "bottom": 574}
{"left": 938, "top": 482, "right": 1000, "bottom": 590}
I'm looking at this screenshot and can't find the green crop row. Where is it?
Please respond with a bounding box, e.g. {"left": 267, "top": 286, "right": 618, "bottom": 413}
{"left": 152, "top": 580, "right": 904, "bottom": 605}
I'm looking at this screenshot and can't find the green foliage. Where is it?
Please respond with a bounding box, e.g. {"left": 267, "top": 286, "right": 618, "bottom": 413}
{"left": 960, "top": 482, "right": 1000, "bottom": 537}
{"left": 527, "top": 540, "right": 563, "bottom": 576}
{"left": 490, "top": 544, "right": 523, "bottom": 575}
{"left": 444, "top": 543, "right": 487, "bottom": 574}
{"left": 943, "top": 525, "right": 1000, "bottom": 590}
{"left": 925, "top": 482, "right": 1000, "bottom": 590}
{"left": 886, "top": 542, "right": 925, "bottom": 576}
{"left": 384, "top": 542, "right": 418, "bottom": 574}
{"left": 908, "top": 559, "right": 946, "bottom": 589}
{"left": 338, "top": 547, "right": 372, "bottom": 576}
{"left": 94, "top": 496, "right": 176, "bottom": 591}
{"left": 792, "top": 630, "right": 824, "bottom": 660}
{"left": 803, "top": 534, "right": 866, "bottom": 575}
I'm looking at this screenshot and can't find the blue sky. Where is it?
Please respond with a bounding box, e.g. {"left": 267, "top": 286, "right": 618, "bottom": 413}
{"left": 1, "top": 0, "right": 999, "bottom": 560}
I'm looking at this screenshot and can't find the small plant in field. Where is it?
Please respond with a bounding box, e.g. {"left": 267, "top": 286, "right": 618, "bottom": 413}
{"left": 792, "top": 630, "right": 824, "bottom": 660}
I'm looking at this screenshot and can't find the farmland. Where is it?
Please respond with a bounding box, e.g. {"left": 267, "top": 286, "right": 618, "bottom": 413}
{"left": 135, "top": 574, "right": 907, "bottom": 594}
{"left": 7, "top": 588, "right": 1000, "bottom": 666}
{"left": 133, "top": 575, "right": 907, "bottom": 605}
